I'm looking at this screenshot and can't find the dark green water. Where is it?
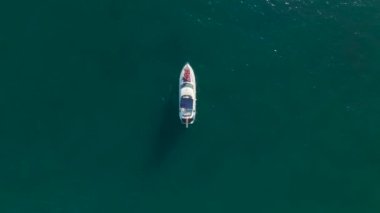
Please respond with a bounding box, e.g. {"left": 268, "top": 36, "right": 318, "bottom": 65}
{"left": 1, "top": 0, "right": 380, "bottom": 212}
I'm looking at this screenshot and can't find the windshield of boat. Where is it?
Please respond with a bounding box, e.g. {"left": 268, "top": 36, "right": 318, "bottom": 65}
{"left": 181, "top": 83, "right": 194, "bottom": 89}
{"left": 180, "top": 96, "right": 193, "bottom": 109}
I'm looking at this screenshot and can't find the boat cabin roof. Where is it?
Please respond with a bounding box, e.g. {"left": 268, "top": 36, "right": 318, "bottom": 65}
{"left": 180, "top": 95, "right": 193, "bottom": 109}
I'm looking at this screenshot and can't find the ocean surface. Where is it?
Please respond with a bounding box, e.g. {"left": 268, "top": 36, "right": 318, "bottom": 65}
{"left": 1, "top": 0, "right": 380, "bottom": 212}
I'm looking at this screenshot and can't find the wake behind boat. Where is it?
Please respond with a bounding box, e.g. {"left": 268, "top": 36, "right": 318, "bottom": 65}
{"left": 179, "top": 63, "right": 196, "bottom": 128}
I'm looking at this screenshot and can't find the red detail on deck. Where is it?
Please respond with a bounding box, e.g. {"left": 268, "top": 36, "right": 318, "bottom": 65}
{"left": 183, "top": 68, "right": 191, "bottom": 82}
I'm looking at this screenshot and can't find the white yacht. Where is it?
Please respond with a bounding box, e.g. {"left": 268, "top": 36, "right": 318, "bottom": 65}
{"left": 179, "top": 63, "right": 196, "bottom": 128}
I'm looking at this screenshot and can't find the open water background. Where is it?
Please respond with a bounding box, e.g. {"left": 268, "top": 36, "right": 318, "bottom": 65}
{"left": 0, "top": 0, "right": 380, "bottom": 212}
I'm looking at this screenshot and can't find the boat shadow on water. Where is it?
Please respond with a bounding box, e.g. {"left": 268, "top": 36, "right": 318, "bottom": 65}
{"left": 145, "top": 90, "right": 187, "bottom": 171}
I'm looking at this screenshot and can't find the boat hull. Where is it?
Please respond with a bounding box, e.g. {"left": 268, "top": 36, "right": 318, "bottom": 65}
{"left": 179, "top": 63, "right": 196, "bottom": 127}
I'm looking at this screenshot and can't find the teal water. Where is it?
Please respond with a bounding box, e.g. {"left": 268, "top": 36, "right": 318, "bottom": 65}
{"left": 1, "top": 0, "right": 380, "bottom": 212}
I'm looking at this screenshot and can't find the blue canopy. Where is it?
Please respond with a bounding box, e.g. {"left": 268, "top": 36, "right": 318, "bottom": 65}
{"left": 180, "top": 96, "right": 193, "bottom": 109}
